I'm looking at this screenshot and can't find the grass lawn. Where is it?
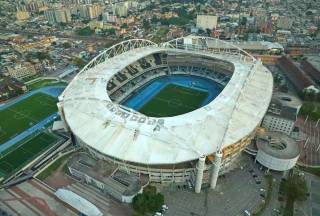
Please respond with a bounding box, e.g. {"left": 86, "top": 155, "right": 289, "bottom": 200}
{"left": 21, "top": 74, "right": 41, "bottom": 83}
{"left": 139, "top": 84, "right": 208, "bottom": 117}
{"left": 0, "top": 132, "right": 58, "bottom": 177}
{"left": 37, "top": 153, "right": 71, "bottom": 181}
{"left": 27, "top": 79, "right": 67, "bottom": 91}
{"left": 0, "top": 93, "right": 58, "bottom": 144}
{"left": 299, "top": 102, "right": 320, "bottom": 121}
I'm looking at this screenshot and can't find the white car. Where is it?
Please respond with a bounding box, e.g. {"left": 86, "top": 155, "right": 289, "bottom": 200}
{"left": 244, "top": 210, "right": 251, "bottom": 216}
{"left": 162, "top": 205, "right": 169, "bottom": 210}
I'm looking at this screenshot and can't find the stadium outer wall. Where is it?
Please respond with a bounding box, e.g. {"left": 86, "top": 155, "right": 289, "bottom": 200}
{"left": 73, "top": 128, "right": 258, "bottom": 183}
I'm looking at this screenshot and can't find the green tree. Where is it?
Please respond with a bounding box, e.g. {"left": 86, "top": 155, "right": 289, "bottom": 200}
{"left": 151, "top": 15, "right": 158, "bottom": 24}
{"left": 120, "top": 23, "right": 128, "bottom": 29}
{"left": 143, "top": 19, "right": 150, "bottom": 30}
{"left": 62, "top": 42, "right": 71, "bottom": 49}
{"left": 76, "top": 26, "right": 94, "bottom": 36}
{"left": 132, "top": 185, "right": 164, "bottom": 214}
{"left": 283, "top": 172, "right": 308, "bottom": 216}
{"left": 73, "top": 57, "right": 86, "bottom": 69}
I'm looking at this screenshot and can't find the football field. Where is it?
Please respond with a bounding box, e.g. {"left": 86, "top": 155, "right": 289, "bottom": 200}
{"left": 0, "top": 93, "right": 58, "bottom": 144}
{"left": 139, "top": 84, "right": 208, "bottom": 117}
{"left": 0, "top": 132, "right": 58, "bottom": 177}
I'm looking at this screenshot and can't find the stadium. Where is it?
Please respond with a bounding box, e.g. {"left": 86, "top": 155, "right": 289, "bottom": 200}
{"left": 58, "top": 36, "right": 273, "bottom": 192}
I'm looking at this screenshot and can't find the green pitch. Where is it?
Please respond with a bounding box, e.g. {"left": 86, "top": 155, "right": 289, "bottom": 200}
{"left": 0, "top": 132, "right": 58, "bottom": 177}
{"left": 27, "top": 79, "right": 67, "bottom": 91}
{"left": 139, "top": 84, "right": 208, "bottom": 117}
{"left": 0, "top": 93, "right": 58, "bottom": 144}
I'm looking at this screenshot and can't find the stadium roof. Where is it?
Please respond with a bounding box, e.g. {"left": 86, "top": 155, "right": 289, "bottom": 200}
{"left": 60, "top": 37, "right": 273, "bottom": 165}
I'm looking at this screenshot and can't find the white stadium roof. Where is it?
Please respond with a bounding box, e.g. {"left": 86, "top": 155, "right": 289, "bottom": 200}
{"left": 60, "top": 37, "right": 273, "bottom": 165}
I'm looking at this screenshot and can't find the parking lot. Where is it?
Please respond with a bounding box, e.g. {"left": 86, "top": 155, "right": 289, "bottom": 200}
{"left": 161, "top": 155, "right": 270, "bottom": 216}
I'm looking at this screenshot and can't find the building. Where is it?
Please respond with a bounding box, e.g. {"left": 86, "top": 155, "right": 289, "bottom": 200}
{"left": 277, "top": 16, "right": 293, "bottom": 30}
{"left": 55, "top": 189, "right": 102, "bottom": 216}
{"left": 277, "top": 56, "right": 317, "bottom": 93}
{"left": 55, "top": 8, "right": 71, "bottom": 23}
{"left": 16, "top": 10, "right": 30, "bottom": 21}
{"left": 67, "top": 153, "right": 145, "bottom": 203}
{"left": 196, "top": 15, "right": 218, "bottom": 30}
{"left": 44, "top": 9, "right": 56, "bottom": 24}
{"left": 5, "top": 63, "right": 38, "bottom": 80}
{"left": 58, "top": 37, "right": 273, "bottom": 193}
{"left": 44, "top": 8, "right": 71, "bottom": 24}
{"left": 255, "top": 132, "right": 300, "bottom": 171}
{"left": 13, "top": 36, "right": 56, "bottom": 53}
{"left": 300, "top": 60, "right": 320, "bottom": 85}
{"left": 103, "top": 12, "right": 117, "bottom": 23}
{"left": 113, "top": 3, "right": 128, "bottom": 17}
{"left": 0, "top": 76, "right": 27, "bottom": 101}
{"left": 262, "top": 98, "right": 299, "bottom": 135}
{"left": 87, "top": 4, "right": 102, "bottom": 19}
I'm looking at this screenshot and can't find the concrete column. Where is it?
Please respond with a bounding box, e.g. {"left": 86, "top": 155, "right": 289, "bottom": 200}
{"left": 57, "top": 102, "right": 69, "bottom": 131}
{"left": 282, "top": 169, "right": 289, "bottom": 179}
{"left": 194, "top": 155, "right": 206, "bottom": 193}
{"left": 210, "top": 151, "right": 223, "bottom": 189}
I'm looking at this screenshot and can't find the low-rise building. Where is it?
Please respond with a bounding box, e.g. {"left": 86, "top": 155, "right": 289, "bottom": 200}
{"left": 196, "top": 14, "right": 218, "bottom": 30}
{"left": 68, "top": 153, "right": 147, "bottom": 203}
{"left": 16, "top": 10, "right": 30, "bottom": 21}
{"left": 262, "top": 98, "right": 298, "bottom": 135}
{"left": 5, "top": 63, "right": 38, "bottom": 80}
{"left": 0, "top": 76, "right": 27, "bottom": 101}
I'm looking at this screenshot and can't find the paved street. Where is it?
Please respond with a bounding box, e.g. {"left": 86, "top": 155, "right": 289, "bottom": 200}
{"left": 295, "top": 173, "right": 320, "bottom": 216}
{"left": 161, "top": 155, "right": 271, "bottom": 216}
{"left": 0, "top": 179, "right": 77, "bottom": 216}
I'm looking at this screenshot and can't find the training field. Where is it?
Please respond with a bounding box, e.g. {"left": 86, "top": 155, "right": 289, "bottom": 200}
{"left": 139, "top": 84, "right": 208, "bottom": 117}
{"left": 27, "top": 79, "right": 67, "bottom": 91}
{"left": 0, "top": 132, "right": 58, "bottom": 177}
{"left": 0, "top": 93, "right": 58, "bottom": 144}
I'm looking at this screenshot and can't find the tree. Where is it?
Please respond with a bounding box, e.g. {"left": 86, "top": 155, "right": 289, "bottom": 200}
{"left": 241, "top": 17, "right": 247, "bottom": 26}
{"left": 143, "top": 19, "right": 150, "bottom": 30}
{"left": 73, "top": 57, "right": 86, "bottom": 69}
{"left": 284, "top": 173, "right": 308, "bottom": 201}
{"left": 120, "top": 23, "right": 128, "bottom": 29}
{"left": 151, "top": 15, "right": 158, "bottom": 24}
{"left": 132, "top": 185, "right": 164, "bottom": 214}
{"left": 62, "top": 42, "right": 71, "bottom": 49}
{"left": 76, "top": 26, "right": 94, "bottom": 36}
{"left": 283, "top": 172, "right": 308, "bottom": 216}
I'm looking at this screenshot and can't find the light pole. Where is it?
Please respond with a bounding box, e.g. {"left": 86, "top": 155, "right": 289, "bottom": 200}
{"left": 304, "top": 137, "right": 309, "bottom": 148}
{"left": 304, "top": 115, "right": 309, "bottom": 125}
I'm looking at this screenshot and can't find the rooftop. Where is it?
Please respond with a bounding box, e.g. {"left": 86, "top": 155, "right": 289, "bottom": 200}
{"left": 60, "top": 37, "right": 273, "bottom": 165}
{"left": 68, "top": 153, "right": 143, "bottom": 196}
{"left": 256, "top": 131, "right": 300, "bottom": 160}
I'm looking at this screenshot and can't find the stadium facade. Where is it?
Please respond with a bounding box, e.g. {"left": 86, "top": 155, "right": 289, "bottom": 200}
{"left": 58, "top": 36, "right": 273, "bottom": 192}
